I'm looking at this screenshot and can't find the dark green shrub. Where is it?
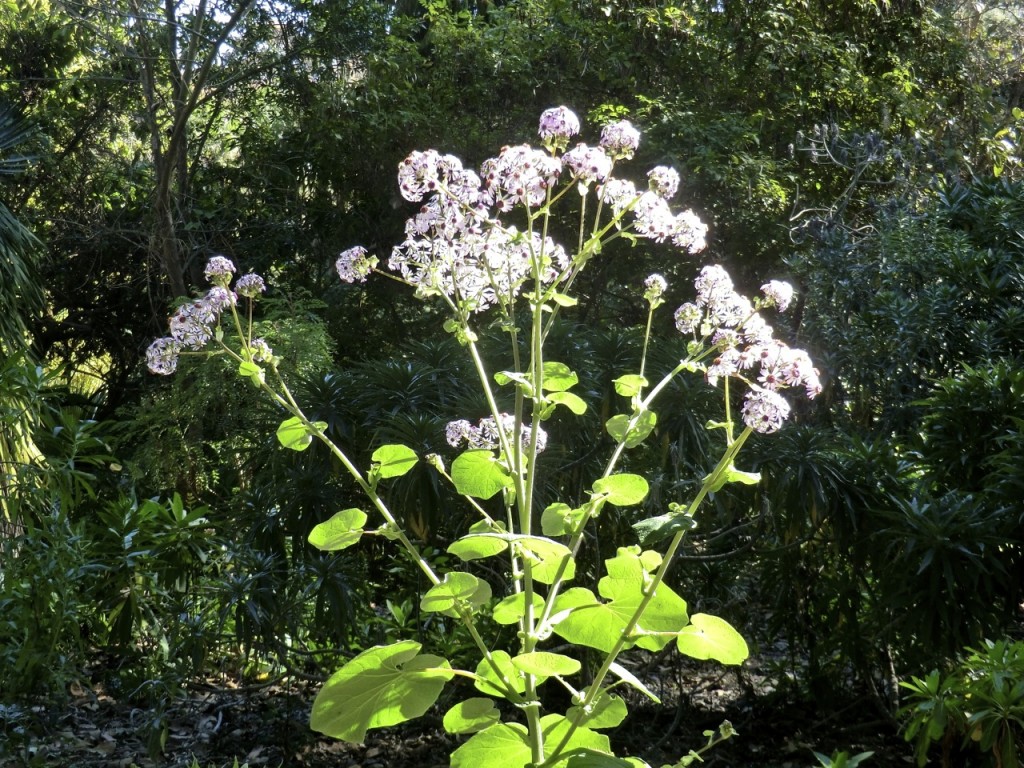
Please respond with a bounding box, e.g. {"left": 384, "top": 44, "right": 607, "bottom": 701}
{"left": 901, "top": 639, "right": 1024, "bottom": 767}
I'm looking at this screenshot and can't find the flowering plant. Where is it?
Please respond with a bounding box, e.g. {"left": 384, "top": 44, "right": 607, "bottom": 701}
{"left": 147, "top": 106, "right": 819, "bottom": 768}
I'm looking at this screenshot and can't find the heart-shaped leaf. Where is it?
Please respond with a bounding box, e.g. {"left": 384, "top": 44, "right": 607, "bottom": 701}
{"left": 310, "top": 641, "right": 453, "bottom": 742}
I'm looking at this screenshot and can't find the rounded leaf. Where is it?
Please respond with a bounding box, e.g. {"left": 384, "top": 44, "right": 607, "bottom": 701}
{"left": 676, "top": 613, "right": 749, "bottom": 665}
{"left": 443, "top": 698, "right": 501, "bottom": 734}
{"left": 308, "top": 508, "right": 367, "bottom": 551}
{"left": 452, "top": 450, "right": 514, "bottom": 499}
{"left": 372, "top": 444, "right": 419, "bottom": 479}
{"left": 592, "top": 474, "right": 649, "bottom": 506}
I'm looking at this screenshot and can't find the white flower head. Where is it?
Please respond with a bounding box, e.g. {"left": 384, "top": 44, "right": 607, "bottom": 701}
{"left": 204, "top": 255, "right": 236, "bottom": 286}
{"left": 146, "top": 337, "right": 180, "bottom": 375}
{"left": 169, "top": 300, "right": 216, "bottom": 350}
{"left": 336, "top": 246, "right": 378, "bottom": 284}
{"left": 562, "top": 143, "right": 613, "bottom": 185}
{"left": 644, "top": 274, "right": 668, "bottom": 307}
{"left": 600, "top": 120, "right": 641, "bottom": 160}
{"left": 647, "top": 166, "right": 680, "bottom": 199}
{"left": 674, "top": 302, "right": 701, "bottom": 334}
{"left": 236, "top": 272, "right": 266, "bottom": 299}
{"left": 742, "top": 388, "right": 791, "bottom": 434}
{"left": 538, "top": 106, "right": 581, "bottom": 150}
{"left": 761, "top": 280, "right": 795, "bottom": 312}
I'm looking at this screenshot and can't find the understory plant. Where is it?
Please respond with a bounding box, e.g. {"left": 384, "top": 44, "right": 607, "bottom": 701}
{"left": 147, "top": 107, "right": 821, "bottom": 768}
{"left": 900, "top": 639, "right": 1024, "bottom": 768}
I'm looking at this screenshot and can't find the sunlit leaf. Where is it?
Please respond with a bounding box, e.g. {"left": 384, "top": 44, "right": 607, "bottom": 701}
{"left": 676, "top": 613, "right": 749, "bottom": 665}
{"left": 421, "top": 571, "right": 491, "bottom": 615}
{"left": 451, "top": 450, "right": 514, "bottom": 499}
{"left": 511, "top": 651, "right": 581, "bottom": 677}
{"left": 308, "top": 508, "right": 367, "bottom": 551}
{"left": 492, "top": 592, "right": 545, "bottom": 625}
{"left": 542, "top": 361, "right": 579, "bottom": 392}
{"left": 613, "top": 374, "right": 648, "bottom": 398}
{"left": 547, "top": 390, "right": 588, "bottom": 415}
{"left": 276, "top": 416, "right": 325, "bottom": 451}
{"left": 310, "top": 641, "right": 453, "bottom": 742}
{"left": 451, "top": 722, "right": 532, "bottom": 768}
{"left": 592, "top": 474, "right": 649, "bottom": 506}
{"left": 474, "top": 650, "right": 525, "bottom": 698}
{"left": 443, "top": 698, "right": 500, "bottom": 734}
{"left": 371, "top": 444, "right": 418, "bottom": 479}
{"left": 567, "top": 691, "right": 628, "bottom": 730}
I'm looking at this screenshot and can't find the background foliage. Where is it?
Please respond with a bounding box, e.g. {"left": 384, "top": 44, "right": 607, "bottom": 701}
{"left": 1, "top": 0, "right": 1023, "bottom": 761}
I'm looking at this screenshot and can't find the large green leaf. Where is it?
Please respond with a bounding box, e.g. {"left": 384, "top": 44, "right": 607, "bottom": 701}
{"left": 592, "top": 474, "right": 649, "bottom": 507}
{"left": 613, "top": 374, "right": 648, "bottom": 398}
{"left": 420, "top": 571, "right": 491, "bottom": 615}
{"left": 310, "top": 641, "right": 453, "bottom": 742}
{"left": 676, "top": 613, "right": 749, "bottom": 665}
{"left": 552, "top": 548, "right": 687, "bottom": 652}
{"left": 450, "top": 714, "right": 612, "bottom": 768}
{"left": 448, "top": 533, "right": 575, "bottom": 584}
{"left": 371, "top": 443, "right": 418, "bottom": 479}
{"left": 542, "top": 361, "right": 579, "bottom": 392}
{"left": 308, "top": 508, "right": 367, "bottom": 551}
{"left": 451, "top": 450, "right": 514, "bottom": 499}
{"left": 443, "top": 697, "right": 501, "bottom": 734}
{"left": 541, "top": 502, "right": 586, "bottom": 536}
{"left": 492, "top": 592, "right": 545, "bottom": 625}
{"left": 567, "top": 691, "right": 628, "bottom": 730}
{"left": 276, "top": 416, "right": 326, "bottom": 451}
{"left": 547, "top": 390, "right": 588, "bottom": 415}
{"left": 474, "top": 650, "right": 525, "bottom": 698}
{"left": 604, "top": 410, "right": 657, "bottom": 448}
{"left": 451, "top": 722, "right": 532, "bottom": 768}
{"left": 511, "top": 651, "right": 581, "bottom": 677}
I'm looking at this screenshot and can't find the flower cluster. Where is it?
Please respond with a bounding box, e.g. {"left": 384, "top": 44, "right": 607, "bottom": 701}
{"left": 146, "top": 256, "right": 266, "bottom": 376}
{"left": 643, "top": 274, "right": 668, "bottom": 307}
{"left": 675, "top": 266, "right": 820, "bottom": 434}
{"left": 446, "top": 414, "right": 548, "bottom": 454}
{"left": 600, "top": 120, "right": 641, "bottom": 160}
{"left": 343, "top": 107, "right": 711, "bottom": 314}
{"left": 336, "top": 246, "right": 378, "bottom": 284}
{"left": 538, "top": 106, "right": 581, "bottom": 150}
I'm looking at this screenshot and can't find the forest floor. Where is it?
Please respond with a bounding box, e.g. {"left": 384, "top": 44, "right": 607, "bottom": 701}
{"left": 0, "top": 647, "right": 916, "bottom": 768}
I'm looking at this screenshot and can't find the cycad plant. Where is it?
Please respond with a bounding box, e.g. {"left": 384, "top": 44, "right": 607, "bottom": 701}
{"left": 0, "top": 104, "right": 44, "bottom": 530}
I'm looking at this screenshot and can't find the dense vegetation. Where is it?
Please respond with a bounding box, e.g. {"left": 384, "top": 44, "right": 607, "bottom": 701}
{"left": 1, "top": 0, "right": 1022, "bottom": 764}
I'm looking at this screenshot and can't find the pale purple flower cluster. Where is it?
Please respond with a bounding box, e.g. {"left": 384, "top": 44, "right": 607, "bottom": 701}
{"left": 675, "top": 266, "right": 820, "bottom": 434}
{"left": 336, "top": 246, "right": 378, "bottom": 284}
{"left": 597, "top": 178, "right": 638, "bottom": 214}
{"left": 204, "top": 255, "right": 236, "bottom": 286}
{"left": 647, "top": 166, "right": 680, "bottom": 199}
{"left": 600, "top": 120, "right": 641, "bottom": 160}
{"left": 562, "top": 144, "right": 613, "bottom": 185}
{"left": 632, "top": 192, "right": 708, "bottom": 253}
{"left": 481, "top": 144, "right": 562, "bottom": 211}
{"left": 347, "top": 107, "right": 713, "bottom": 313}
{"left": 643, "top": 274, "right": 668, "bottom": 305}
{"left": 446, "top": 414, "right": 547, "bottom": 454}
{"left": 538, "top": 106, "right": 581, "bottom": 148}
{"left": 146, "top": 257, "right": 268, "bottom": 376}
{"left": 742, "top": 390, "right": 791, "bottom": 435}
{"left": 236, "top": 273, "right": 266, "bottom": 298}
{"left": 761, "top": 280, "right": 795, "bottom": 312}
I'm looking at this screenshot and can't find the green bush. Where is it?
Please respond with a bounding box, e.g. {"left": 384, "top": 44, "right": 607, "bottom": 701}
{"left": 901, "top": 639, "right": 1024, "bottom": 767}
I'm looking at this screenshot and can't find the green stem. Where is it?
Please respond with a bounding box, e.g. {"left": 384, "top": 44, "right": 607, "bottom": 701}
{"left": 544, "top": 428, "right": 754, "bottom": 763}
